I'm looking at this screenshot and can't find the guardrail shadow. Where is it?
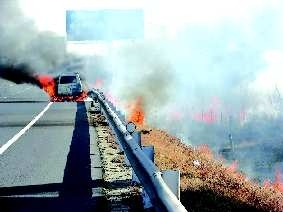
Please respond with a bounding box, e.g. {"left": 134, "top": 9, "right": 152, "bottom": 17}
{"left": 0, "top": 102, "right": 108, "bottom": 212}
{"left": 60, "top": 102, "right": 92, "bottom": 198}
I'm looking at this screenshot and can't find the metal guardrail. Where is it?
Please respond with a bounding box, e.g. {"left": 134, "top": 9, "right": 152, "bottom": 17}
{"left": 89, "top": 89, "right": 187, "bottom": 212}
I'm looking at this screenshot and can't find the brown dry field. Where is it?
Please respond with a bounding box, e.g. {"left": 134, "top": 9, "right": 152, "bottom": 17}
{"left": 141, "top": 127, "right": 283, "bottom": 212}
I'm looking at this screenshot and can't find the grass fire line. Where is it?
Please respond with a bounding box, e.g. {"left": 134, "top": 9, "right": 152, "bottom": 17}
{"left": 127, "top": 97, "right": 145, "bottom": 126}
{"left": 123, "top": 94, "right": 283, "bottom": 211}
{"left": 141, "top": 128, "right": 283, "bottom": 211}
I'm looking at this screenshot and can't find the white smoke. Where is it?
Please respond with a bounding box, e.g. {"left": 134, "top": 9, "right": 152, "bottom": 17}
{"left": 6, "top": 0, "right": 283, "bottom": 182}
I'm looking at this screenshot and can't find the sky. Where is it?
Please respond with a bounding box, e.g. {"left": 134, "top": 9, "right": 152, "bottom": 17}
{"left": 17, "top": 0, "right": 283, "bottom": 94}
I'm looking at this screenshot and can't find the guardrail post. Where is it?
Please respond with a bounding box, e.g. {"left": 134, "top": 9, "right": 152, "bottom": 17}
{"left": 142, "top": 145, "right": 154, "bottom": 162}
{"left": 132, "top": 131, "right": 142, "bottom": 148}
{"left": 161, "top": 170, "right": 181, "bottom": 200}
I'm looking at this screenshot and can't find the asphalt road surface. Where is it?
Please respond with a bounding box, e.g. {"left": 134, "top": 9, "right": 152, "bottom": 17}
{"left": 0, "top": 99, "right": 106, "bottom": 211}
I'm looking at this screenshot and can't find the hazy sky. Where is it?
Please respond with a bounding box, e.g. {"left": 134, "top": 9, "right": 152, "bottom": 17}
{"left": 17, "top": 0, "right": 283, "bottom": 94}
{"left": 0, "top": 0, "right": 278, "bottom": 123}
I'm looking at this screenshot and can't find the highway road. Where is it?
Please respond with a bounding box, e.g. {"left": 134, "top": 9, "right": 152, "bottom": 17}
{"left": 0, "top": 97, "right": 106, "bottom": 211}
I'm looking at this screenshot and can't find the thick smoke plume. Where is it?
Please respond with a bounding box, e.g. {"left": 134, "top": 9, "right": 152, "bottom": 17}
{"left": 0, "top": 60, "right": 41, "bottom": 87}
{"left": 0, "top": 0, "right": 68, "bottom": 81}
{"left": 79, "top": 1, "right": 283, "bottom": 183}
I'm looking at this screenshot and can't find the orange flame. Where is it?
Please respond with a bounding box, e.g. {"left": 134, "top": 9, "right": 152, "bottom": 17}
{"left": 74, "top": 91, "right": 88, "bottom": 102}
{"left": 273, "top": 169, "right": 283, "bottom": 192}
{"left": 226, "top": 160, "right": 238, "bottom": 174}
{"left": 128, "top": 97, "right": 145, "bottom": 126}
{"left": 262, "top": 166, "right": 283, "bottom": 193}
{"left": 37, "top": 75, "right": 56, "bottom": 98}
{"left": 196, "top": 144, "right": 213, "bottom": 159}
{"left": 196, "top": 143, "right": 283, "bottom": 195}
{"left": 263, "top": 179, "right": 271, "bottom": 188}
{"left": 37, "top": 74, "right": 87, "bottom": 102}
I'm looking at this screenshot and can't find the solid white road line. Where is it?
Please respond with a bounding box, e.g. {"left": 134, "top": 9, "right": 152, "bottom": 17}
{"left": 0, "top": 102, "right": 53, "bottom": 155}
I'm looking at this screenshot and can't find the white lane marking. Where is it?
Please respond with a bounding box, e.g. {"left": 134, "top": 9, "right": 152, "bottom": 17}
{"left": 0, "top": 102, "right": 53, "bottom": 155}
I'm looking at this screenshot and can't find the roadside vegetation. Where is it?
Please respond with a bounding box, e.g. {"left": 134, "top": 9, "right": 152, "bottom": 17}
{"left": 141, "top": 128, "right": 283, "bottom": 212}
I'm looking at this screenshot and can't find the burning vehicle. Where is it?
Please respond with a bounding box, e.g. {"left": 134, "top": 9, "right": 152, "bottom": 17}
{"left": 52, "top": 72, "right": 87, "bottom": 102}
{"left": 37, "top": 72, "right": 87, "bottom": 102}
{"left": 0, "top": 57, "right": 87, "bottom": 102}
{"left": 56, "top": 72, "right": 83, "bottom": 97}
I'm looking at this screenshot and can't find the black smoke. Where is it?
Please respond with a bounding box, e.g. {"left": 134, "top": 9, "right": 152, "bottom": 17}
{"left": 0, "top": 1, "right": 68, "bottom": 80}
{"left": 0, "top": 60, "right": 41, "bottom": 87}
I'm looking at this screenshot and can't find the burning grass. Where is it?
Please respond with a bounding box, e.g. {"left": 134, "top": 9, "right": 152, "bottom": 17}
{"left": 141, "top": 127, "right": 283, "bottom": 212}
{"left": 127, "top": 97, "right": 145, "bottom": 126}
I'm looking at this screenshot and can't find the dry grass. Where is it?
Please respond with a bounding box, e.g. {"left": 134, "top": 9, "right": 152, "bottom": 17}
{"left": 141, "top": 127, "right": 283, "bottom": 212}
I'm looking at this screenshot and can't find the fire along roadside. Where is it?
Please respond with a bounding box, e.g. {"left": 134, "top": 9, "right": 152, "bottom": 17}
{"left": 90, "top": 89, "right": 187, "bottom": 212}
